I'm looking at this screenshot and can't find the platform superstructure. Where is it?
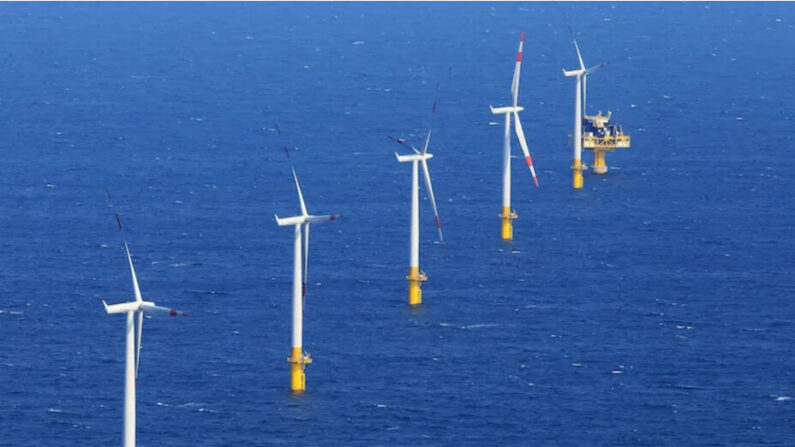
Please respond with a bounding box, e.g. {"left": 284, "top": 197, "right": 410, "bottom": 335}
{"left": 582, "top": 111, "right": 630, "bottom": 174}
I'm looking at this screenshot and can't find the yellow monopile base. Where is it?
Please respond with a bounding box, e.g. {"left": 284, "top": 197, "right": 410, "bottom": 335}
{"left": 592, "top": 151, "right": 607, "bottom": 175}
{"left": 500, "top": 206, "right": 517, "bottom": 241}
{"left": 407, "top": 266, "right": 427, "bottom": 306}
{"left": 287, "top": 347, "right": 312, "bottom": 393}
{"left": 572, "top": 158, "right": 586, "bottom": 189}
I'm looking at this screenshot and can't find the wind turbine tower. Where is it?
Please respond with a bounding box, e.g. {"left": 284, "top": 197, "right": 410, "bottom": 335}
{"left": 274, "top": 149, "right": 340, "bottom": 393}
{"left": 489, "top": 32, "right": 539, "bottom": 240}
{"left": 390, "top": 127, "right": 444, "bottom": 306}
{"left": 101, "top": 195, "right": 186, "bottom": 447}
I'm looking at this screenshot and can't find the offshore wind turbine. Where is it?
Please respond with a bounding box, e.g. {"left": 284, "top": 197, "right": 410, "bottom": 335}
{"left": 562, "top": 30, "right": 606, "bottom": 190}
{"left": 390, "top": 121, "right": 444, "bottom": 306}
{"left": 489, "top": 32, "right": 539, "bottom": 241}
{"left": 274, "top": 148, "right": 340, "bottom": 393}
{"left": 101, "top": 193, "right": 186, "bottom": 447}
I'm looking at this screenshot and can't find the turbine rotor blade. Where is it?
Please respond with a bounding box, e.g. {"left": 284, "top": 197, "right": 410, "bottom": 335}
{"left": 387, "top": 135, "right": 406, "bottom": 145}
{"left": 305, "top": 214, "right": 340, "bottom": 225}
{"left": 421, "top": 159, "right": 444, "bottom": 248}
{"left": 283, "top": 146, "right": 308, "bottom": 216}
{"left": 573, "top": 39, "right": 585, "bottom": 70}
{"left": 290, "top": 167, "right": 308, "bottom": 217}
{"left": 124, "top": 242, "right": 143, "bottom": 302}
{"left": 510, "top": 31, "right": 524, "bottom": 107}
{"left": 432, "top": 83, "right": 439, "bottom": 114}
{"left": 115, "top": 213, "right": 143, "bottom": 303}
{"left": 512, "top": 112, "right": 539, "bottom": 187}
{"left": 585, "top": 62, "right": 607, "bottom": 75}
{"left": 422, "top": 129, "right": 432, "bottom": 154}
{"left": 110, "top": 209, "right": 143, "bottom": 303}
{"left": 140, "top": 302, "right": 187, "bottom": 316}
{"left": 388, "top": 135, "right": 420, "bottom": 154}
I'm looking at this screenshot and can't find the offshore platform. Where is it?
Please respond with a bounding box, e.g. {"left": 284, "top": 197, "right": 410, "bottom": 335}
{"left": 581, "top": 110, "right": 630, "bottom": 174}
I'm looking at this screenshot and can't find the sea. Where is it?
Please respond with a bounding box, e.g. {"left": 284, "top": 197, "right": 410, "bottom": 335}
{"left": 0, "top": 2, "right": 793, "bottom": 446}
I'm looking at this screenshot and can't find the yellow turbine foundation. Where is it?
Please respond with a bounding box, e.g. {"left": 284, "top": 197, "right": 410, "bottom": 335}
{"left": 572, "top": 158, "right": 586, "bottom": 189}
{"left": 407, "top": 266, "right": 427, "bottom": 306}
{"left": 287, "top": 347, "right": 311, "bottom": 393}
{"left": 592, "top": 151, "right": 607, "bottom": 174}
{"left": 500, "top": 206, "right": 517, "bottom": 241}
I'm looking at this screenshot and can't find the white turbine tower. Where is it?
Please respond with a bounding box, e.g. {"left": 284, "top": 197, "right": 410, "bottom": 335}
{"left": 274, "top": 148, "right": 340, "bottom": 393}
{"left": 391, "top": 125, "right": 444, "bottom": 306}
{"left": 562, "top": 31, "right": 606, "bottom": 190}
{"left": 101, "top": 201, "right": 186, "bottom": 447}
{"left": 489, "top": 32, "right": 539, "bottom": 241}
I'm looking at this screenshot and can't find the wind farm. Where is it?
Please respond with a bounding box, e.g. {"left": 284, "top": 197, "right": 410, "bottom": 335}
{"left": 3, "top": 3, "right": 792, "bottom": 447}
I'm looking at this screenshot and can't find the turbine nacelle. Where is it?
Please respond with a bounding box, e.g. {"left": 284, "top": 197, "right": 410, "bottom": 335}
{"left": 103, "top": 299, "right": 186, "bottom": 316}
{"left": 563, "top": 68, "right": 585, "bottom": 78}
{"left": 274, "top": 214, "right": 340, "bottom": 227}
{"left": 563, "top": 64, "right": 606, "bottom": 78}
{"left": 490, "top": 105, "right": 525, "bottom": 115}
{"left": 395, "top": 152, "right": 434, "bottom": 163}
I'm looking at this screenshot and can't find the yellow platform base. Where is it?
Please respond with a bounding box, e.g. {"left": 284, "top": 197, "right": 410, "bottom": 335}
{"left": 572, "top": 159, "right": 587, "bottom": 189}
{"left": 592, "top": 151, "right": 607, "bottom": 175}
{"left": 407, "top": 266, "right": 427, "bottom": 306}
{"left": 287, "top": 347, "right": 312, "bottom": 393}
{"left": 500, "top": 206, "right": 517, "bottom": 241}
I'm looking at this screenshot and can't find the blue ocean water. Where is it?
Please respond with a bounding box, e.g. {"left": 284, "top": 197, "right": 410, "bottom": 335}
{"left": 1, "top": 2, "right": 793, "bottom": 445}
